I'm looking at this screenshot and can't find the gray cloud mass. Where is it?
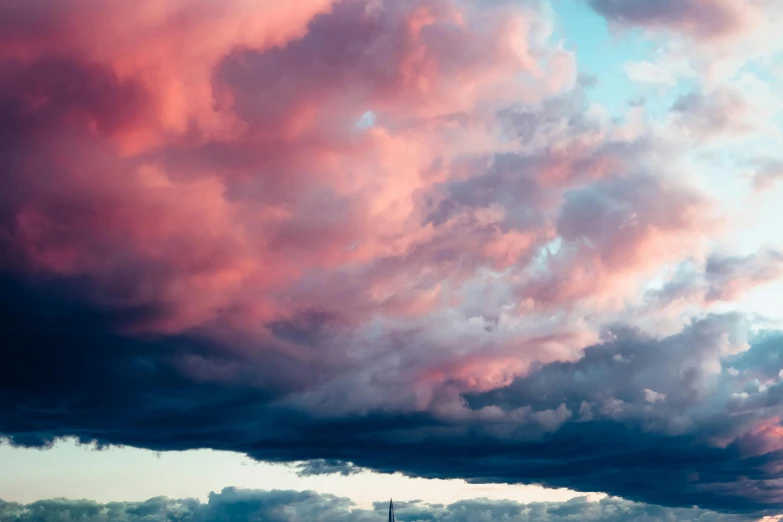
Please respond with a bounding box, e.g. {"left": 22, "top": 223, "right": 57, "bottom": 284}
{"left": 0, "top": 489, "right": 754, "bottom": 522}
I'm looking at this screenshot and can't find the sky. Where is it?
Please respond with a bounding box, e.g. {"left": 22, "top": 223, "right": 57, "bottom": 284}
{"left": 3, "top": 0, "right": 783, "bottom": 521}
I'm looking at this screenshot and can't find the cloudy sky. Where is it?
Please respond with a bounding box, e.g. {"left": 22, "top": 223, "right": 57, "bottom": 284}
{"left": 3, "top": 0, "right": 783, "bottom": 520}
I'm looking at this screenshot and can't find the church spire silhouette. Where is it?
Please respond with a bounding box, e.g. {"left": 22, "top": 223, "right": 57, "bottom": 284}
{"left": 388, "top": 499, "right": 395, "bottom": 522}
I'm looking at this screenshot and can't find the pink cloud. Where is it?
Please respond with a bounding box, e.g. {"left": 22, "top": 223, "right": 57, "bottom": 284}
{"left": 6, "top": 2, "right": 783, "bottom": 510}
{"left": 0, "top": 0, "right": 736, "bottom": 399}
{"left": 518, "top": 172, "right": 718, "bottom": 309}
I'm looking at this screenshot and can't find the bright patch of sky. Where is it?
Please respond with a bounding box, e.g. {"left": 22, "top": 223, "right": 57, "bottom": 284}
{"left": 548, "top": 0, "right": 783, "bottom": 325}
{"left": 356, "top": 110, "right": 376, "bottom": 130}
{"left": 551, "top": 0, "right": 696, "bottom": 118}
{"left": 0, "top": 439, "right": 590, "bottom": 507}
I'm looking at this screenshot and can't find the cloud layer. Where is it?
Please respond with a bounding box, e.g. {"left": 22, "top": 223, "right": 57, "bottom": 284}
{"left": 2, "top": 0, "right": 783, "bottom": 515}
{"left": 0, "top": 488, "right": 753, "bottom": 522}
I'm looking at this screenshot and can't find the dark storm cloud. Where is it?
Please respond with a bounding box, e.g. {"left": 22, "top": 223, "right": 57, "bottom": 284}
{"left": 3, "top": 0, "right": 783, "bottom": 516}
{"left": 4, "top": 274, "right": 783, "bottom": 515}
{"left": 0, "top": 273, "right": 314, "bottom": 449}
{"left": 0, "top": 489, "right": 753, "bottom": 522}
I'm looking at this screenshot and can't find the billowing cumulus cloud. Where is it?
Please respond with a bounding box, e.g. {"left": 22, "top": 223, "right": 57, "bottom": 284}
{"left": 2, "top": 0, "right": 783, "bottom": 516}
{"left": 0, "top": 489, "right": 753, "bottom": 522}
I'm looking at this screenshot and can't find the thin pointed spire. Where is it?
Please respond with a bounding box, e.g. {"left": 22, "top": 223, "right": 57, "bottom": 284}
{"left": 388, "top": 499, "right": 395, "bottom": 522}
